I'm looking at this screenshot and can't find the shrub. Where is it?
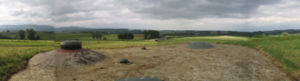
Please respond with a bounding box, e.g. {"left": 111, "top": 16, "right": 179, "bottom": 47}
{"left": 144, "top": 30, "right": 160, "bottom": 39}
{"left": 0, "top": 34, "right": 10, "bottom": 39}
{"left": 91, "top": 32, "right": 103, "bottom": 40}
{"left": 281, "top": 32, "right": 289, "bottom": 36}
{"left": 252, "top": 34, "right": 266, "bottom": 38}
{"left": 18, "top": 30, "right": 25, "bottom": 40}
{"left": 210, "top": 31, "right": 217, "bottom": 36}
{"left": 26, "top": 29, "right": 37, "bottom": 40}
{"left": 36, "top": 35, "right": 40, "bottom": 40}
{"left": 118, "top": 32, "right": 134, "bottom": 40}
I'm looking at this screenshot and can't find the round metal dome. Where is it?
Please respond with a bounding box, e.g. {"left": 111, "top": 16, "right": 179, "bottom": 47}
{"left": 60, "top": 40, "right": 82, "bottom": 50}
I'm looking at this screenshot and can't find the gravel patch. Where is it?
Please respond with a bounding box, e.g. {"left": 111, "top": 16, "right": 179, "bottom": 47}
{"left": 186, "top": 42, "right": 214, "bottom": 49}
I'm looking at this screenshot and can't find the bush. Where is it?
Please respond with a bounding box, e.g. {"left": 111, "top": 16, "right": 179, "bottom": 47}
{"left": 0, "top": 34, "right": 11, "bottom": 39}
{"left": 18, "top": 30, "right": 25, "bottom": 40}
{"left": 26, "top": 29, "right": 37, "bottom": 40}
{"left": 118, "top": 32, "right": 134, "bottom": 40}
{"left": 252, "top": 34, "right": 266, "bottom": 38}
{"left": 36, "top": 35, "right": 40, "bottom": 40}
{"left": 210, "top": 31, "right": 217, "bottom": 36}
{"left": 281, "top": 32, "right": 289, "bottom": 36}
{"left": 0, "top": 53, "right": 29, "bottom": 81}
{"left": 91, "top": 32, "right": 103, "bottom": 40}
{"left": 144, "top": 30, "right": 160, "bottom": 39}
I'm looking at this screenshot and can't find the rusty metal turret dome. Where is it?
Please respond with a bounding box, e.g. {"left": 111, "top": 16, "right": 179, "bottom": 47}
{"left": 60, "top": 40, "right": 82, "bottom": 50}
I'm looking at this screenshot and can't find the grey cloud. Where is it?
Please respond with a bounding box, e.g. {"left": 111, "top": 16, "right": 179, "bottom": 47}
{"left": 14, "top": 0, "right": 119, "bottom": 22}
{"left": 118, "top": 0, "right": 281, "bottom": 19}
{"left": 18, "top": 0, "right": 54, "bottom": 10}
{"left": 4, "top": 0, "right": 300, "bottom": 31}
{"left": 53, "top": 15, "right": 95, "bottom": 22}
{"left": 9, "top": 0, "right": 53, "bottom": 18}
{"left": 11, "top": 9, "right": 24, "bottom": 16}
{"left": 27, "top": 12, "right": 50, "bottom": 18}
{"left": 19, "top": 0, "right": 54, "bottom": 6}
{"left": 53, "top": 0, "right": 122, "bottom": 16}
{"left": 16, "top": 0, "right": 282, "bottom": 21}
{"left": 17, "top": 0, "right": 108, "bottom": 16}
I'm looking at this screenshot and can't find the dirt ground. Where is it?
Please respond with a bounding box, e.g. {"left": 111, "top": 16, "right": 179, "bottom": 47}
{"left": 10, "top": 44, "right": 294, "bottom": 81}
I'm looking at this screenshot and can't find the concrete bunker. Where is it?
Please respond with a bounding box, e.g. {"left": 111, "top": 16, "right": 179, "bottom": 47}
{"left": 29, "top": 40, "right": 106, "bottom": 68}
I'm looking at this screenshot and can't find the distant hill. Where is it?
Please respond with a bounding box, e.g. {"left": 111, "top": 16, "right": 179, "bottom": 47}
{"left": 0, "top": 24, "right": 55, "bottom": 32}
{"left": 0, "top": 25, "right": 132, "bottom": 33}
{"left": 161, "top": 29, "right": 300, "bottom": 37}
{"left": 1, "top": 24, "right": 300, "bottom": 36}
{"left": 55, "top": 26, "right": 132, "bottom": 33}
{"left": 55, "top": 26, "right": 93, "bottom": 32}
{"left": 263, "top": 29, "right": 300, "bottom": 35}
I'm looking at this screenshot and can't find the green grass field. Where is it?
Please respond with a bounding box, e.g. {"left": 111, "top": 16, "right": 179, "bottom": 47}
{"left": 0, "top": 34, "right": 300, "bottom": 80}
{"left": 48, "top": 33, "right": 144, "bottom": 41}
{"left": 222, "top": 35, "right": 300, "bottom": 78}
{"left": 1, "top": 32, "right": 145, "bottom": 41}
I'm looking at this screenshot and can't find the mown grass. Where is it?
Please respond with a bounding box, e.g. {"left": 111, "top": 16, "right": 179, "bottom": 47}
{"left": 1, "top": 35, "right": 300, "bottom": 80}
{"left": 0, "top": 39, "right": 57, "bottom": 80}
{"left": 158, "top": 36, "right": 249, "bottom": 45}
{"left": 222, "top": 35, "right": 300, "bottom": 79}
{"left": 224, "top": 35, "right": 300, "bottom": 70}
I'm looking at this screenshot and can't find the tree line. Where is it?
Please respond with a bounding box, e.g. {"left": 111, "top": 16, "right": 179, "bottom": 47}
{"left": 91, "top": 30, "right": 161, "bottom": 40}
{"left": 18, "top": 29, "right": 40, "bottom": 40}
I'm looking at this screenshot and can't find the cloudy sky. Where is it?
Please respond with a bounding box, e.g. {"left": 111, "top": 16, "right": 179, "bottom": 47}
{"left": 0, "top": 0, "right": 299, "bottom": 31}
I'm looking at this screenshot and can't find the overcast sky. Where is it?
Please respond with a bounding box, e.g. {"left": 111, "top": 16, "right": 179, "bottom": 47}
{"left": 0, "top": 0, "right": 299, "bottom": 31}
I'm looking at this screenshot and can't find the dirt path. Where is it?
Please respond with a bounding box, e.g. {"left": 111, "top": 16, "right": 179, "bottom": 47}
{"left": 10, "top": 44, "right": 294, "bottom": 81}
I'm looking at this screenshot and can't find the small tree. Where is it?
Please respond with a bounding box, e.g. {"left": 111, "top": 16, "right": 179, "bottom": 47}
{"left": 36, "top": 35, "right": 40, "bottom": 40}
{"left": 144, "top": 30, "right": 160, "bottom": 39}
{"left": 26, "top": 29, "right": 37, "bottom": 40}
{"left": 0, "top": 34, "right": 10, "bottom": 39}
{"left": 210, "top": 31, "right": 217, "bottom": 36}
{"left": 118, "top": 32, "right": 134, "bottom": 40}
{"left": 281, "top": 32, "right": 289, "bottom": 36}
{"left": 18, "top": 30, "right": 25, "bottom": 40}
{"left": 253, "top": 33, "right": 266, "bottom": 38}
{"left": 91, "top": 32, "right": 103, "bottom": 39}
